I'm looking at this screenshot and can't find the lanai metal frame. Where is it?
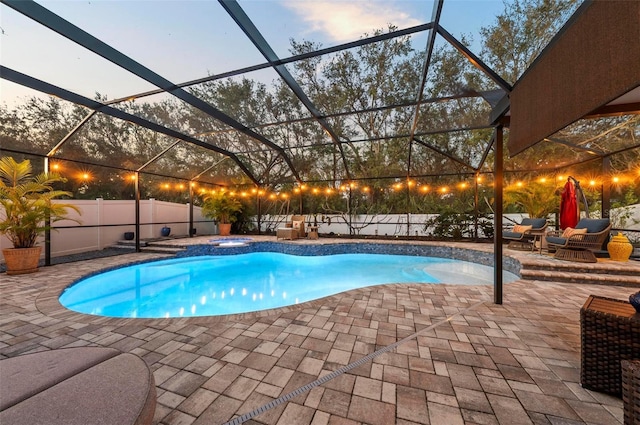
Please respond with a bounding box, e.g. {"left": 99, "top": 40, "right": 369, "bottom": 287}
{"left": 1, "top": 0, "right": 638, "bottom": 303}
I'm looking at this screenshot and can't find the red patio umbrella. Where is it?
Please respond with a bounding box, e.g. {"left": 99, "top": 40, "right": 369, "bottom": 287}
{"left": 560, "top": 179, "right": 579, "bottom": 230}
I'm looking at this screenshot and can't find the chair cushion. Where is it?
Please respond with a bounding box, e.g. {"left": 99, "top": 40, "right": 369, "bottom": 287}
{"left": 562, "top": 227, "right": 588, "bottom": 238}
{"left": 546, "top": 235, "right": 568, "bottom": 246}
{"left": 513, "top": 224, "right": 532, "bottom": 233}
{"left": 292, "top": 220, "right": 303, "bottom": 230}
{"left": 503, "top": 231, "right": 522, "bottom": 240}
{"left": 575, "top": 218, "right": 610, "bottom": 233}
{"left": 521, "top": 218, "right": 547, "bottom": 229}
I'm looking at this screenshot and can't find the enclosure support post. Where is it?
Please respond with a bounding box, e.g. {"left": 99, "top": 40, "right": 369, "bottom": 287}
{"left": 602, "top": 156, "right": 611, "bottom": 219}
{"left": 494, "top": 125, "right": 504, "bottom": 305}
{"left": 189, "top": 183, "right": 194, "bottom": 238}
{"left": 44, "top": 157, "right": 51, "bottom": 266}
{"left": 348, "top": 186, "right": 353, "bottom": 236}
{"left": 474, "top": 172, "right": 480, "bottom": 241}
{"left": 406, "top": 182, "right": 411, "bottom": 237}
{"left": 257, "top": 192, "right": 262, "bottom": 235}
{"left": 134, "top": 172, "right": 141, "bottom": 253}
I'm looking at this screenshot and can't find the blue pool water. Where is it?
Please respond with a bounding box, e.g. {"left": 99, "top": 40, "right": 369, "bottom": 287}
{"left": 59, "top": 253, "right": 518, "bottom": 318}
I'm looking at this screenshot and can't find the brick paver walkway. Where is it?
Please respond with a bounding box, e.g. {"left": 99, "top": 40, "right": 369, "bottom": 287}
{"left": 1, "top": 239, "right": 636, "bottom": 424}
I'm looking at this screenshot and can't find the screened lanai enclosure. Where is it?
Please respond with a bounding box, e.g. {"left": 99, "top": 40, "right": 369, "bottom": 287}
{"left": 1, "top": 0, "right": 639, "bottom": 280}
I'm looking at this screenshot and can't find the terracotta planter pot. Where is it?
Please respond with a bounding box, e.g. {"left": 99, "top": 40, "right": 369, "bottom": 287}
{"left": 218, "top": 223, "right": 232, "bottom": 236}
{"left": 2, "top": 246, "right": 42, "bottom": 275}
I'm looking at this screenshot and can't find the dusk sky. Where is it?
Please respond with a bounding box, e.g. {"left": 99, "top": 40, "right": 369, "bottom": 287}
{"left": 1, "top": 0, "right": 505, "bottom": 107}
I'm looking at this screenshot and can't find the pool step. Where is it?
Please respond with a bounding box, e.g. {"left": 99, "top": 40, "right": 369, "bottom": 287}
{"left": 142, "top": 241, "right": 186, "bottom": 254}
{"left": 109, "top": 240, "right": 185, "bottom": 255}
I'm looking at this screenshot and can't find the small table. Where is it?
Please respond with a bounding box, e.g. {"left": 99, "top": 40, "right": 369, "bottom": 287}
{"left": 307, "top": 225, "right": 319, "bottom": 240}
{"left": 580, "top": 295, "right": 640, "bottom": 397}
{"left": 530, "top": 229, "right": 547, "bottom": 254}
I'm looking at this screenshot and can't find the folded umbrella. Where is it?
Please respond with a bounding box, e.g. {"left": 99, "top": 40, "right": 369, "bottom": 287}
{"left": 560, "top": 179, "right": 579, "bottom": 230}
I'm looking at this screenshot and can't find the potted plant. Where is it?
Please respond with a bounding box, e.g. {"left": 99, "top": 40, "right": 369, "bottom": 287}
{"left": 0, "top": 157, "right": 80, "bottom": 275}
{"left": 201, "top": 191, "right": 243, "bottom": 236}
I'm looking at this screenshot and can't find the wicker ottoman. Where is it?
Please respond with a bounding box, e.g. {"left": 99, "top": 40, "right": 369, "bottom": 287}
{"left": 623, "top": 360, "right": 640, "bottom": 425}
{"left": 580, "top": 295, "right": 640, "bottom": 397}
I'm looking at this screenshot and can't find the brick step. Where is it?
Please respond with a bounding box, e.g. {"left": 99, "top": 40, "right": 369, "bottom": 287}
{"left": 521, "top": 261, "right": 640, "bottom": 276}
{"left": 140, "top": 246, "right": 185, "bottom": 254}
{"left": 114, "top": 240, "right": 149, "bottom": 247}
{"left": 520, "top": 268, "right": 640, "bottom": 287}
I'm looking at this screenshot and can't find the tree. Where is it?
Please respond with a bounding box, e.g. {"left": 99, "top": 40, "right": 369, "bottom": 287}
{"left": 480, "top": 0, "right": 580, "bottom": 85}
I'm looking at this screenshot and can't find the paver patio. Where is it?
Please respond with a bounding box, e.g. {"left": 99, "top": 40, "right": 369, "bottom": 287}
{"left": 1, "top": 238, "right": 637, "bottom": 425}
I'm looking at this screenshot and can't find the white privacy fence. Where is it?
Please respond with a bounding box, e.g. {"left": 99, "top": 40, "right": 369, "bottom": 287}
{"left": 0, "top": 199, "right": 216, "bottom": 260}
{"left": 256, "top": 213, "right": 522, "bottom": 238}
{"left": 2, "top": 200, "right": 638, "bottom": 262}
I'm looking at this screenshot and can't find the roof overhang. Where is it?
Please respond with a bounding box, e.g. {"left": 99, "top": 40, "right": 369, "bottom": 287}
{"left": 504, "top": 0, "right": 640, "bottom": 156}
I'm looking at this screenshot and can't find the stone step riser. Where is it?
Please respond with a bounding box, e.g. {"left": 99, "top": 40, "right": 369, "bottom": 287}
{"left": 522, "top": 265, "right": 638, "bottom": 276}
{"left": 520, "top": 270, "right": 640, "bottom": 287}
{"left": 141, "top": 248, "right": 185, "bottom": 254}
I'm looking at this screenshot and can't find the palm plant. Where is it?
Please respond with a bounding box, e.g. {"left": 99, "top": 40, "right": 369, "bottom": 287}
{"left": 0, "top": 157, "right": 79, "bottom": 248}
{"left": 201, "top": 191, "right": 243, "bottom": 224}
{"left": 504, "top": 180, "right": 559, "bottom": 219}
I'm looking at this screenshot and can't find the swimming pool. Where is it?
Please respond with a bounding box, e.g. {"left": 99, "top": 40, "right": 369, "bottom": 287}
{"left": 59, "top": 252, "right": 519, "bottom": 318}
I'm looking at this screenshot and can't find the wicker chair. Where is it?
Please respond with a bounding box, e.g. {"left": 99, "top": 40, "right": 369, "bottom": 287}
{"left": 503, "top": 218, "right": 548, "bottom": 251}
{"left": 276, "top": 215, "right": 306, "bottom": 240}
{"left": 546, "top": 218, "right": 611, "bottom": 263}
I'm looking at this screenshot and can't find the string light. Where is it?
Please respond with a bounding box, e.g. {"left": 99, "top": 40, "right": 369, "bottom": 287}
{"left": 152, "top": 166, "right": 637, "bottom": 200}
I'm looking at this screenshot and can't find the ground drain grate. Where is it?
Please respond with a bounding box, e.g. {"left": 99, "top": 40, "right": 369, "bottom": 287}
{"left": 223, "top": 300, "right": 486, "bottom": 425}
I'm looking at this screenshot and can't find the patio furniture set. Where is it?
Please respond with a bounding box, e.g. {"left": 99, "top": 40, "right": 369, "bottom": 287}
{"left": 276, "top": 215, "right": 319, "bottom": 240}
{"left": 503, "top": 217, "right": 612, "bottom": 263}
